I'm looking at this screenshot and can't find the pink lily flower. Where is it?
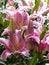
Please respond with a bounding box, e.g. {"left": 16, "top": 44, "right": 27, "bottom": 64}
{"left": 0, "top": 28, "right": 29, "bottom": 60}
{"left": 39, "top": 42, "right": 47, "bottom": 53}
{"left": 28, "top": 20, "right": 34, "bottom": 34}
{"left": 25, "top": 34, "right": 40, "bottom": 44}
{"left": 25, "top": 34, "right": 40, "bottom": 51}
{"left": 29, "top": 14, "right": 45, "bottom": 37}
{"left": 14, "top": 11, "right": 29, "bottom": 29}
{"left": 41, "top": 34, "right": 49, "bottom": 52}
{"left": 30, "top": 14, "right": 45, "bottom": 26}
{"left": 39, "top": 34, "right": 49, "bottom": 53}
{"left": 2, "top": 10, "right": 29, "bottom": 29}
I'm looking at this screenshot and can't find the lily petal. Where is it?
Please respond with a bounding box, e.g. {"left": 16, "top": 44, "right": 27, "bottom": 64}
{"left": 0, "top": 38, "right": 9, "bottom": 48}
{"left": 14, "top": 11, "right": 23, "bottom": 29}
{"left": 13, "top": 50, "right": 29, "bottom": 57}
{"left": 1, "top": 28, "right": 10, "bottom": 36}
{"left": 25, "top": 34, "right": 40, "bottom": 44}
{"left": 21, "top": 50, "right": 29, "bottom": 57}
{"left": 0, "top": 50, "right": 11, "bottom": 60}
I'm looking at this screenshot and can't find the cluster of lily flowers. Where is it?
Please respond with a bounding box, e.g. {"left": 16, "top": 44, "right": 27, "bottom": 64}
{"left": 0, "top": 0, "right": 49, "bottom": 62}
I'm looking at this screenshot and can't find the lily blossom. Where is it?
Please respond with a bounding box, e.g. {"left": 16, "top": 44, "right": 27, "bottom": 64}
{"left": 25, "top": 34, "right": 40, "bottom": 51}
{"left": 41, "top": 34, "right": 49, "bottom": 52}
{"left": 25, "top": 34, "right": 40, "bottom": 45}
{"left": 30, "top": 14, "right": 45, "bottom": 26}
{"left": 14, "top": 11, "right": 29, "bottom": 29}
{"left": 29, "top": 14, "right": 45, "bottom": 37}
{"left": 0, "top": 28, "right": 29, "bottom": 60}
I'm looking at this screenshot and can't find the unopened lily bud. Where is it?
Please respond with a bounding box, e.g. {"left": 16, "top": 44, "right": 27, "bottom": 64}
{"left": 8, "top": 18, "right": 15, "bottom": 32}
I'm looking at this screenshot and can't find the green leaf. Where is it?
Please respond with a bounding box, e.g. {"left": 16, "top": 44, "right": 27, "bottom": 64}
{"left": 28, "top": 9, "right": 32, "bottom": 15}
{"left": 29, "top": 52, "right": 38, "bottom": 65}
{"left": 3, "top": 20, "right": 9, "bottom": 28}
{"left": 4, "top": 0, "right": 8, "bottom": 8}
{"left": 38, "top": 53, "right": 43, "bottom": 61}
{"left": 32, "top": 0, "right": 40, "bottom": 13}
{"left": 0, "top": 0, "right": 8, "bottom": 9}
{"left": 46, "top": 0, "right": 49, "bottom": 5}
{"left": 0, "top": 15, "right": 3, "bottom": 25}
{"left": 37, "top": 59, "right": 49, "bottom": 65}
{"left": 0, "top": 13, "right": 7, "bottom": 25}
{"left": 40, "top": 28, "right": 46, "bottom": 40}
{"left": 0, "top": 24, "right": 4, "bottom": 37}
{"left": 1, "top": 13, "right": 7, "bottom": 18}
{"left": 0, "top": 60, "right": 6, "bottom": 65}
{"left": 0, "top": 44, "right": 5, "bottom": 55}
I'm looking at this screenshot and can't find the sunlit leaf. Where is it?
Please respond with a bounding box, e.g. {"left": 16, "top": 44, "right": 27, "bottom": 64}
{"left": 46, "top": 0, "right": 49, "bottom": 5}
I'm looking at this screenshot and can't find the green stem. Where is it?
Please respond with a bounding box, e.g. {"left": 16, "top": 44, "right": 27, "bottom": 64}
{"left": 29, "top": 52, "right": 38, "bottom": 65}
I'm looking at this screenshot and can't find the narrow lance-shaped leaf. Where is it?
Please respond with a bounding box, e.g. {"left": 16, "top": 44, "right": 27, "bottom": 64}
{"left": 29, "top": 51, "right": 38, "bottom": 65}
{"left": 4, "top": 0, "right": 8, "bottom": 8}
{"left": 32, "top": 0, "right": 40, "bottom": 13}
{"left": 0, "top": 14, "right": 3, "bottom": 25}
{"left": 0, "top": 60, "right": 6, "bottom": 65}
